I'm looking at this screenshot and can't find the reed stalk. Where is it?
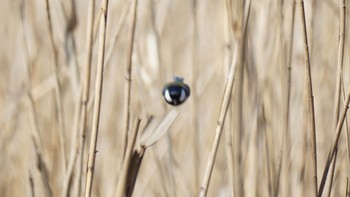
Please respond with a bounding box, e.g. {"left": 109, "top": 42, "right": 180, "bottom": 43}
{"left": 298, "top": 1, "right": 318, "bottom": 195}
{"left": 115, "top": 117, "right": 141, "bottom": 197}
{"left": 122, "top": 0, "right": 138, "bottom": 159}
{"left": 327, "top": 0, "right": 346, "bottom": 196}
{"left": 63, "top": 0, "right": 95, "bottom": 196}
{"left": 44, "top": 0, "right": 67, "bottom": 171}
{"left": 84, "top": 0, "right": 109, "bottom": 196}
{"left": 199, "top": 45, "right": 238, "bottom": 197}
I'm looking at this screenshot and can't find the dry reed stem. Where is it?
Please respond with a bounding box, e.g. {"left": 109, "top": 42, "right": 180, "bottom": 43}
{"left": 44, "top": 0, "right": 67, "bottom": 171}
{"left": 298, "top": 1, "right": 318, "bottom": 196}
{"left": 341, "top": 77, "right": 350, "bottom": 165}
{"left": 84, "top": 0, "right": 109, "bottom": 196}
{"left": 234, "top": 33, "right": 245, "bottom": 197}
{"left": 122, "top": 112, "right": 179, "bottom": 197}
{"left": 63, "top": 87, "right": 82, "bottom": 197}
{"left": 125, "top": 148, "right": 145, "bottom": 197}
{"left": 27, "top": 94, "right": 53, "bottom": 197}
{"left": 63, "top": 0, "right": 95, "bottom": 196}
{"left": 198, "top": 45, "right": 238, "bottom": 197}
{"left": 224, "top": 1, "right": 251, "bottom": 196}
{"left": 233, "top": 0, "right": 251, "bottom": 195}
{"left": 123, "top": 0, "right": 138, "bottom": 159}
{"left": 318, "top": 85, "right": 350, "bottom": 197}
{"left": 191, "top": 1, "right": 200, "bottom": 195}
{"left": 115, "top": 117, "right": 141, "bottom": 197}
{"left": 223, "top": 0, "right": 235, "bottom": 195}
{"left": 280, "top": 1, "right": 296, "bottom": 196}
{"left": 275, "top": 1, "right": 285, "bottom": 193}
{"left": 263, "top": 106, "right": 273, "bottom": 197}
{"left": 21, "top": 10, "right": 52, "bottom": 195}
{"left": 328, "top": 1, "right": 346, "bottom": 196}
{"left": 223, "top": 43, "right": 235, "bottom": 197}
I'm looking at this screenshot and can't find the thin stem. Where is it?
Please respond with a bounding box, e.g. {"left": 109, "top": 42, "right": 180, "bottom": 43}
{"left": 115, "top": 117, "right": 141, "bottom": 197}
{"left": 191, "top": 0, "right": 200, "bottom": 195}
{"left": 319, "top": 0, "right": 346, "bottom": 196}
{"left": 319, "top": 85, "right": 350, "bottom": 197}
{"left": 280, "top": 1, "right": 295, "bottom": 197}
{"left": 199, "top": 45, "right": 238, "bottom": 197}
{"left": 28, "top": 94, "right": 53, "bottom": 197}
{"left": 327, "top": 0, "right": 346, "bottom": 195}
{"left": 64, "top": 0, "right": 95, "bottom": 196}
{"left": 83, "top": 0, "right": 109, "bottom": 196}
{"left": 44, "top": 0, "right": 67, "bottom": 171}
{"left": 298, "top": 1, "right": 318, "bottom": 196}
{"left": 223, "top": 0, "right": 235, "bottom": 195}
{"left": 122, "top": 0, "right": 138, "bottom": 159}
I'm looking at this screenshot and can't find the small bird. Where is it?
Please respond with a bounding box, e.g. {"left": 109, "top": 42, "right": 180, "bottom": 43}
{"left": 162, "top": 77, "right": 190, "bottom": 106}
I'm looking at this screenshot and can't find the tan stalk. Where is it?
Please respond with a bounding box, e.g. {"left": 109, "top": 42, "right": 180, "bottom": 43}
{"left": 191, "top": 0, "right": 200, "bottom": 195}
{"left": 28, "top": 94, "right": 53, "bottom": 197}
{"left": 115, "top": 117, "right": 141, "bottom": 197}
{"left": 83, "top": 0, "right": 109, "bottom": 196}
{"left": 280, "top": 1, "right": 296, "bottom": 197}
{"left": 327, "top": 0, "right": 346, "bottom": 196}
{"left": 298, "top": 1, "right": 318, "bottom": 196}
{"left": 319, "top": 85, "right": 350, "bottom": 197}
{"left": 122, "top": 0, "right": 138, "bottom": 159}
{"left": 223, "top": 0, "right": 234, "bottom": 195}
{"left": 198, "top": 45, "right": 238, "bottom": 197}
{"left": 44, "top": 0, "right": 67, "bottom": 170}
{"left": 63, "top": 0, "right": 95, "bottom": 196}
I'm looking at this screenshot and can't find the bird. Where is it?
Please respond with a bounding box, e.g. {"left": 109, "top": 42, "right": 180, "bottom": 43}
{"left": 162, "top": 77, "right": 190, "bottom": 106}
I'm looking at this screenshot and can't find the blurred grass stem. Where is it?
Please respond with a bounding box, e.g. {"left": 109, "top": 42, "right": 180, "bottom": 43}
{"left": 122, "top": 0, "right": 138, "bottom": 159}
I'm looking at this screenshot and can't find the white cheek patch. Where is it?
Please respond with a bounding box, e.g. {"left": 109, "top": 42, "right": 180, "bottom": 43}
{"left": 179, "top": 89, "right": 186, "bottom": 102}
{"left": 164, "top": 89, "right": 173, "bottom": 102}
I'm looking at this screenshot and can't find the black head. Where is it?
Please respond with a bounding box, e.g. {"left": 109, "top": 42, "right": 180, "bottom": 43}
{"left": 162, "top": 77, "right": 190, "bottom": 106}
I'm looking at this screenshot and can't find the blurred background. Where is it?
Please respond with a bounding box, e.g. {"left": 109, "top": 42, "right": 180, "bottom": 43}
{"left": 1, "top": 0, "right": 350, "bottom": 196}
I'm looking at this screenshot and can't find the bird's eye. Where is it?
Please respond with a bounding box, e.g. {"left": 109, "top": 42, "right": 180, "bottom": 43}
{"left": 162, "top": 77, "right": 190, "bottom": 106}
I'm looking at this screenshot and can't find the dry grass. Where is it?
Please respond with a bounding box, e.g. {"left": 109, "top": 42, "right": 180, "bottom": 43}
{"left": 2, "top": 0, "right": 350, "bottom": 196}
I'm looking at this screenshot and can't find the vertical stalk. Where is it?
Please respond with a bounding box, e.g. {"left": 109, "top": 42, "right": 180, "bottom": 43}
{"left": 84, "top": 0, "right": 109, "bottom": 196}
{"left": 224, "top": 0, "right": 235, "bottom": 195}
{"left": 63, "top": 0, "right": 95, "bottom": 196}
{"left": 115, "top": 118, "right": 141, "bottom": 197}
{"left": 319, "top": 85, "right": 350, "bottom": 197}
{"left": 122, "top": 0, "right": 138, "bottom": 159}
{"left": 280, "top": 1, "right": 296, "bottom": 196}
{"left": 191, "top": 0, "right": 200, "bottom": 195}
{"left": 199, "top": 45, "right": 238, "bottom": 197}
{"left": 297, "top": 1, "right": 318, "bottom": 196}
{"left": 44, "top": 0, "right": 67, "bottom": 171}
{"left": 328, "top": 1, "right": 346, "bottom": 196}
{"left": 321, "top": 0, "right": 346, "bottom": 196}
